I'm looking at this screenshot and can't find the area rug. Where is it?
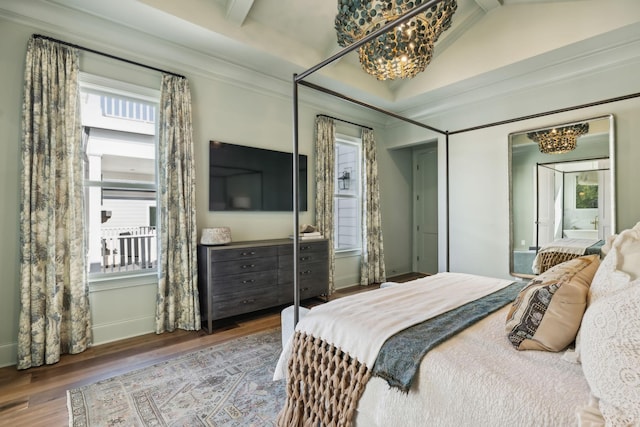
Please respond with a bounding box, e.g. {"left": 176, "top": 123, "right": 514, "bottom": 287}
{"left": 67, "top": 329, "right": 286, "bottom": 426}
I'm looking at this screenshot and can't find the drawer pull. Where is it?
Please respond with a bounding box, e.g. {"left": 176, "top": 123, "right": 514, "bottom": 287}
{"left": 242, "top": 279, "right": 255, "bottom": 284}
{"left": 241, "top": 264, "right": 256, "bottom": 269}
{"left": 300, "top": 270, "right": 312, "bottom": 276}
{"left": 241, "top": 251, "right": 256, "bottom": 256}
{"left": 300, "top": 256, "right": 311, "bottom": 261}
{"left": 300, "top": 245, "right": 311, "bottom": 250}
{"left": 242, "top": 299, "right": 256, "bottom": 304}
{"left": 301, "top": 287, "right": 310, "bottom": 292}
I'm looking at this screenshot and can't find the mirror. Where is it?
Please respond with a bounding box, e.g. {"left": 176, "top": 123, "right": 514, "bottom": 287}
{"left": 509, "top": 115, "right": 615, "bottom": 278}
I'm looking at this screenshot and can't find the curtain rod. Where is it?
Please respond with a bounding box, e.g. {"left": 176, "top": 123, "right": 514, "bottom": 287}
{"left": 33, "top": 34, "right": 186, "bottom": 79}
{"left": 317, "top": 114, "right": 373, "bottom": 130}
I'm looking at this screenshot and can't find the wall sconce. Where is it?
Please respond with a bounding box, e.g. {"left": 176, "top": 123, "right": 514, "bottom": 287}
{"left": 338, "top": 170, "right": 350, "bottom": 190}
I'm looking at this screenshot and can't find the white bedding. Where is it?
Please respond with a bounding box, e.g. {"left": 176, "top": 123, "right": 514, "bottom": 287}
{"left": 274, "top": 272, "right": 513, "bottom": 379}
{"left": 354, "top": 305, "right": 592, "bottom": 427}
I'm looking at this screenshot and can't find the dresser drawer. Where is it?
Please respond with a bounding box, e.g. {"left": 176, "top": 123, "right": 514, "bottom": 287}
{"left": 278, "top": 250, "right": 328, "bottom": 269}
{"left": 212, "top": 289, "right": 279, "bottom": 319}
{"left": 278, "top": 260, "right": 328, "bottom": 284}
{"left": 211, "top": 255, "right": 277, "bottom": 276}
{"left": 279, "top": 240, "right": 328, "bottom": 256}
{"left": 211, "top": 270, "right": 277, "bottom": 297}
{"left": 209, "top": 245, "right": 277, "bottom": 262}
{"left": 279, "top": 276, "right": 328, "bottom": 302}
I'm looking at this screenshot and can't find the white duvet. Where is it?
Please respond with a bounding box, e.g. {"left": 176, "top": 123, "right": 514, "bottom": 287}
{"left": 275, "top": 272, "right": 592, "bottom": 426}
{"left": 274, "top": 272, "right": 513, "bottom": 380}
{"left": 354, "top": 305, "right": 592, "bottom": 427}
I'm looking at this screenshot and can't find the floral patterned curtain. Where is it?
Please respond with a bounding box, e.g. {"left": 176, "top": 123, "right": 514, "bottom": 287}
{"left": 360, "top": 128, "right": 386, "bottom": 285}
{"left": 17, "top": 37, "right": 91, "bottom": 369}
{"left": 315, "top": 116, "right": 336, "bottom": 293}
{"left": 155, "top": 74, "right": 200, "bottom": 333}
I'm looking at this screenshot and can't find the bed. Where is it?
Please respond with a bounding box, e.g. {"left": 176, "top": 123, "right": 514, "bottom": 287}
{"left": 532, "top": 238, "right": 604, "bottom": 274}
{"left": 274, "top": 222, "right": 640, "bottom": 427}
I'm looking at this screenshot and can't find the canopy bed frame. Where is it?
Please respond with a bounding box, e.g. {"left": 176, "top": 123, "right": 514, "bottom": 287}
{"left": 284, "top": 1, "right": 640, "bottom": 425}
{"left": 289, "top": 0, "right": 640, "bottom": 323}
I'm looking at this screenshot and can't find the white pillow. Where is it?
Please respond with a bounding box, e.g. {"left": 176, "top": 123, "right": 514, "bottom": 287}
{"left": 580, "top": 285, "right": 640, "bottom": 426}
{"left": 588, "top": 221, "right": 640, "bottom": 306}
{"left": 569, "top": 223, "right": 640, "bottom": 365}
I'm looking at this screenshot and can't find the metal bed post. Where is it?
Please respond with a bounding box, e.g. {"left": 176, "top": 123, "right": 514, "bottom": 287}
{"left": 292, "top": 74, "right": 301, "bottom": 325}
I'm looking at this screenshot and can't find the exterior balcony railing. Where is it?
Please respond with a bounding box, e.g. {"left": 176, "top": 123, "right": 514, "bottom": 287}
{"left": 98, "top": 226, "right": 157, "bottom": 273}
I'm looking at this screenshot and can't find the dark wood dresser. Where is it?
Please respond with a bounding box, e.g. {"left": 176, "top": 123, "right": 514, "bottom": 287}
{"left": 197, "top": 238, "right": 329, "bottom": 333}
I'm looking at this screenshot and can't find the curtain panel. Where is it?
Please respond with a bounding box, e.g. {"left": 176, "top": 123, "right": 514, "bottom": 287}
{"left": 155, "top": 74, "right": 200, "bottom": 333}
{"left": 314, "top": 116, "right": 336, "bottom": 294}
{"left": 360, "top": 129, "right": 386, "bottom": 285}
{"left": 17, "top": 37, "right": 91, "bottom": 369}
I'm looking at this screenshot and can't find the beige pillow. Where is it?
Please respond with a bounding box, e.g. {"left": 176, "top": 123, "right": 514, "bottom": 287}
{"left": 580, "top": 285, "right": 640, "bottom": 426}
{"left": 505, "top": 255, "right": 600, "bottom": 351}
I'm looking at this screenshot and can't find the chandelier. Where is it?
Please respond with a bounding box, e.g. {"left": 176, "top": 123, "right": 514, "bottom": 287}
{"left": 335, "top": 0, "right": 457, "bottom": 81}
{"left": 527, "top": 123, "right": 589, "bottom": 154}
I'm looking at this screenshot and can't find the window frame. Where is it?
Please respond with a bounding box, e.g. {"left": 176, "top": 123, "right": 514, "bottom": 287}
{"left": 79, "top": 73, "right": 161, "bottom": 284}
{"left": 334, "top": 134, "right": 362, "bottom": 255}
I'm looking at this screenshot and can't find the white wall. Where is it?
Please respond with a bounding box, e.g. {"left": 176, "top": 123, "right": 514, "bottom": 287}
{"left": 386, "top": 61, "right": 640, "bottom": 279}
{"left": 0, "top": 15, "right": 397, "bottom": 367}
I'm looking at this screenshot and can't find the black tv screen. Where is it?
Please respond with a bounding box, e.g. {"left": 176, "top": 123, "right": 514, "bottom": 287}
{"left": 208, "top": 141, "right": 308, "bottom": 211}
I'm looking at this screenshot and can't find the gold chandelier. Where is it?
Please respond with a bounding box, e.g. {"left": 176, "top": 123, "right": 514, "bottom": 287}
{"left": 335, "top": 0, "right": 457, "bottom": 81}
{"left": 527, "top": 123, "right": 590, "bottom": 154}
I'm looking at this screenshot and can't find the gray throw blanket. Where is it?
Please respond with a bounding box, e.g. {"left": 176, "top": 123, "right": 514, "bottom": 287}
{"left": 372, "top": 281, "right": 526, "bottom": 392}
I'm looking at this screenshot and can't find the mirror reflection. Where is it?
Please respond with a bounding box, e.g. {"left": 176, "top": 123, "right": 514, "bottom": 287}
{"left": 509, "top": 115, "right": 615, "bottom": 278}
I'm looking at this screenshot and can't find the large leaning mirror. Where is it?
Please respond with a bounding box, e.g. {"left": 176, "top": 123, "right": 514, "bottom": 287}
{"left": 509, "top": 115, "right": 615, "bottom": 278}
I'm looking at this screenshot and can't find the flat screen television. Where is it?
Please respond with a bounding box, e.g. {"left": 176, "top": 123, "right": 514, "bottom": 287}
{"left": 208, "top": 141, "right": 308, "bottom": 211}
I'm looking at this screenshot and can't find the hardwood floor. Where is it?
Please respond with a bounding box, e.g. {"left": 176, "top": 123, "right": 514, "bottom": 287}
{"left": 0, "top": 273, "right": 426, "bottom": 426}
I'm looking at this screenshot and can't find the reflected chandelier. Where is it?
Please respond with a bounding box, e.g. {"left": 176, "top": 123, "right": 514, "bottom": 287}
{"left": 335, "top": 0, "right": 457, "bottom": 81}
{"left": 527, "top": 123, "right": 589, "bottom": 155}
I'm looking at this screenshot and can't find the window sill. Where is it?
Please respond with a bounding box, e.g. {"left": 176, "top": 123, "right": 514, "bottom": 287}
{"left": 89, "top": 271, "right": 158, "bottom": 293}
{"left": 335, "top": 249, "right": 362, "bottom": 259}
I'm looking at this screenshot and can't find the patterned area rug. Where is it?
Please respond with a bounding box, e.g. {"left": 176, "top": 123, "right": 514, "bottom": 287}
{"left": 67, "top": 329, "right": 285, "bottom": 426}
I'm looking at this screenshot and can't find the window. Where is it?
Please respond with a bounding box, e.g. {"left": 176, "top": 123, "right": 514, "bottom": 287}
{"left": 79, "top": 73, "right": 160, "bottom": 278}
{"left": 334, "top": 135, "right": 362, "bottom": 252}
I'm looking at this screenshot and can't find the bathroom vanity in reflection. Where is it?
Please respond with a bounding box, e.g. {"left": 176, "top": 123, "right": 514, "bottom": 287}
{"left": 509, "top": 115, "right": 616, "bottom": 278}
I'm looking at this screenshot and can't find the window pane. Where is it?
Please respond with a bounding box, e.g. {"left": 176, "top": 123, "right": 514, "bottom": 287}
{"left": 80, "top": 75, "right": 159, "bottom": 277}
{"left": 334, "top": 138, "right": 361, "bottom": 252}
{"left": 336, "top": 142, "right": 358, "bottom": 195}
{"left": 85, "top": 129, "right": 157, "bottom": 274}
{"left": 90, "top": 197, "right": 158, "bottom": 274}
{"left": 334, "top": 197, "right": 359, "bottom": 250}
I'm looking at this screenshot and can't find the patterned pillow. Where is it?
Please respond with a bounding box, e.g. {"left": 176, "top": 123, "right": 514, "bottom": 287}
{"left": 580, "top": 285, "right": 640, "bottom": 426}
{"left": 505, "top": 255, "right": 600, "bottom": 351}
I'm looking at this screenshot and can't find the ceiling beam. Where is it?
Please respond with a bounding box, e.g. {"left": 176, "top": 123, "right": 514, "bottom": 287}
{"left": 225, "top": 0, "right": 255, "bottom": 26}
{"left": 473, "top": 0, "right": 502, "bottom": 12}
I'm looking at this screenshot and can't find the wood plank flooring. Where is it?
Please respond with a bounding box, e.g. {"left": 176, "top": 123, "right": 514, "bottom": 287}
{"left": 0, "top": 273, "right": 425, "bottom": 426}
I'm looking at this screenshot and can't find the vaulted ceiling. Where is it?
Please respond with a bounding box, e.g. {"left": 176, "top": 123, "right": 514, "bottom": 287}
{"left": 3, "top": 0, "right": 640, "bottom": 118}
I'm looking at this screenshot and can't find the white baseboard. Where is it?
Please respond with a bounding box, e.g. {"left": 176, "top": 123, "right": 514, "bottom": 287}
{"left": 91, "top": 315, "right": 156, "bottom": 347}
{"left": 0, "top": 341, "right": 17, "bottom": 368}
{"left": 0, "top": 316, "right": 156, "bottom": 368}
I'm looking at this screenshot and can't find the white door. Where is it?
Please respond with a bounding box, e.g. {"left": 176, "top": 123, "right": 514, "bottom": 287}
{"left": 413, "top": 147, "right": 438, "bottom": 274}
